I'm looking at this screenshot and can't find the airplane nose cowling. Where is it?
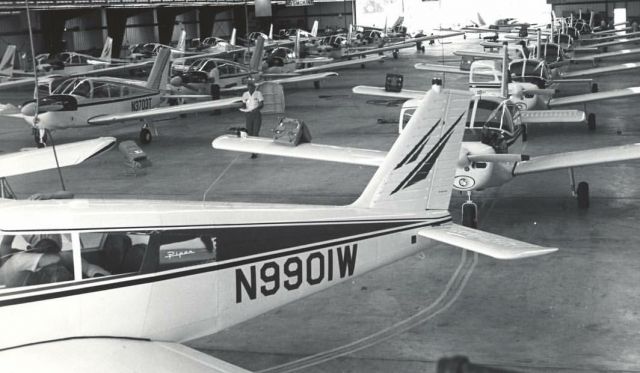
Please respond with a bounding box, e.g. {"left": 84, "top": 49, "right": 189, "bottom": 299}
{"left": 21, "top": 102, "right": 37, "bottom": 117}
{"left": 170, "top": 76, "right": 183, "bottom": 86}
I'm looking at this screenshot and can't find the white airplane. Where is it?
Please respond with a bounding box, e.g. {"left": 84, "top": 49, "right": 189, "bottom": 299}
{"left": 129, "top": 30, "right": 189, "bottom": 60}
{"left": 3, "top": 48, "right": 243, "bottom": 145}
{"left": 0, "top": 86, "right": 557, "bottom": 371}
{"left": 0, "top": 39, "right": 155, "bottom": 92}
{"left": 417, "top": 42, "right": 640, "bottom": 129}
{"left": 214, "top": 83, "right": 640, "bottom": 228}
{"left": 169, "top": 36, "right": 342, "bottom": 95}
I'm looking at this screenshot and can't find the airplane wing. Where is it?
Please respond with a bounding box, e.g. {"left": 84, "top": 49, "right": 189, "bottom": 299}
{"left": 461, "top": 27, "right": 512, "bottom": 34}
{"left": 176, "top": 48, "right": 247, "bottom": 62}
{"left": 0, "top": 137, "right": 116, "bottom": 178}
{"left": 548, "top": 87, "right": 640, "bottom": 107}
{"left": 560, "top": 62, "right": 640, "bottom": 78}
{"left": 418, "top": 223, "right": 557, "bottom": 260}
{"left": 294, "top": 55, "right": 384, "bottom": 73}
{"left": 573, "top": 36, "right": 640, "bottom": 50}
{"left": 570, "top": 47, "right": 640, "bottom": 63}
{"left": 0, "top": 338, "right": 251, "bottom": 373}
{"left": 352, "top": 85, "right": 426, "bottom": 100}
{"left": 88, "top": 97, "right": 243, "bottom": 125}
{"left": 414, "top": 63, "right": 470, "bottom": 74}
{"left": 453, "top": 50, "right": 503, "bottom": 60}
{"left": 0, "top": 76, "right": 37, "bottom": 90}
{"left": 220, "top": 72, "right": 339, "bottom": 94}
{"left": 513, "top": 143, "right": 640, "bottom": 175}
{"left": 519, "top": 110, "right": 586, "bottom": 124}
{"left": 212, "top": 134, "right": 386, "bottom": 166}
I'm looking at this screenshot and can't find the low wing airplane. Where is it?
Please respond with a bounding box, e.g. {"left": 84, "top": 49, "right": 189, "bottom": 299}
{"left": 4, "top": 48, "right": 243, "bottom": 146}
{"left": 0, "top": 86, "right": 556, "bottom": 372}
{"left": 129, "top": 30, "right": 189, "bottom": 60}
{"left": 169, "top": 36, "right": 342, "bottom": 95}
{"left": 417, "top": 42, "right": 640, "bottom": 129}
{"left": 215, "top": 84, "right": 640, "bottom": 228}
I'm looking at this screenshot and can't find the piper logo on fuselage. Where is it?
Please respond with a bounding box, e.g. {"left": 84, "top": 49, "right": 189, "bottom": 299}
{"left": 235, "top": 244, "right": 358, "bottom": 303}
{"left": 131, "top": 97, "right": 152, "bottom": 111}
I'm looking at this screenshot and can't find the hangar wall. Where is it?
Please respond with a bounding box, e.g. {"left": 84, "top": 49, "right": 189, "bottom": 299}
{"left": 548, "top": 0, "right": 640, "bottom": 21}
{"left": 0, "top": 1, "right": 352, "bottom": 59}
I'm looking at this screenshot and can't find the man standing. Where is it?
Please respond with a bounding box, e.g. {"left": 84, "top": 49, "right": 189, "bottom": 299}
{"left": 242, "top": 78, "right": 264, "bottom": 159}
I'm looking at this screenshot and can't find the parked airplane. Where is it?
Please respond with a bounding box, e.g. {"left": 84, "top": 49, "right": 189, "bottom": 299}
{"left": 216, "top": 84, "right": 640, "bottom": 228}
{"left": 0, "top": 86, "right": 557, "bottom": 371}
{"left": 129, "top": 30, "right": 188, "bottom": 60}
{"left": 3, "top": 48, "right": 243, "bottom": 145}
{"left": 169, "top": 36, "right": 342, "bottom": 95}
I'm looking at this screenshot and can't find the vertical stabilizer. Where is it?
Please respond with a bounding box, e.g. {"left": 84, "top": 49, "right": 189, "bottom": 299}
{"left": 100, "top": 37, "right": 113, "bottom": 62}
{"left": 294, "top": 29, "right": 301, "bottom": 58}
{"left": 249, "top": 36, "right": 265, "bottom": 72}
{"left": 501, "top": 42, "right": 509, "bottom": 98}
{"left": 268, "top": 24, "right": 273, "bottom": 40}
{"left": 177, "top": 30, "right": 186, "bottom": 52}
{"left": 352, "top": 86, "right": 470, "bottom": 211}
{"left": 230, "top": 28, "right": 237, "bottom": 45}
{"left": 146, "top": 47, "right": 171, "bottom": 90}
{"left": 311, "top": 20, "right": 318, "bottom": 37}
{"left": 477, "top": 13, "right": 486, "bottom": 27}
{"left": 0, "top": 45, "right": 16, "bottom": 77}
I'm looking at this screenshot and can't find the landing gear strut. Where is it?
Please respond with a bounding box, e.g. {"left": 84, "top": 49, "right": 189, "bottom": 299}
{"left": 140, "top": 123, "right": 154, "bottom": 144}
{"left": 461, "top": 192, "right": 478, "bottom": 229}
{"left": 587, "top": 113, "right": 596, "bottom": 131}
{"left": 313, "top": 80, "right": 320, "bottom": 89}
{"left": 33, "top": 128, "right": 48, "bottom": 148}
{"left": 569, "top": 168, "right": 590, "bottom": 209}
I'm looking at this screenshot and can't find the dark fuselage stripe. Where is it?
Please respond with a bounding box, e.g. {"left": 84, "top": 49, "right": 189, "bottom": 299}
{"left": 0, "top": 218, "right": 450, "bottom": 306}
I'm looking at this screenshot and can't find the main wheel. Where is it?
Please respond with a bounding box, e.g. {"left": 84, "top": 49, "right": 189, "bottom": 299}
{"left": 421, "top": 46, "right": 426, "bottom": 52}
{"left": 461, "top": 202, "right": 478, "bottom": 229}
{"left": 587, "top": 113, "right": 596, "bottom": 131}
{"left": 314, "top": 81, "right": 320, "bottom": 89}
{"left": 140, "top": 128, "right": 152, "bottom": 144}
{"left": 392, "top": 50, "right": 399, "bottom": 59}
{"left": 591, "top": 83, "right": 599, "bottom": 93}
{"left": 577, "top": 181, "right": 589, "bottom": 209}
{"left": 33, "top": 129, "right": 47, "bottom": 147}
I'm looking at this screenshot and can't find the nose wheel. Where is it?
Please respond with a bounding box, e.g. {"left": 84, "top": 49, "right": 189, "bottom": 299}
{"left": 569, "top": 168, "right": 590, "bottom": 209}
{"left": 33, "top": 128, "right": 48, "bottom": 148}
{"left": 139, "top": 123, "right": 156, "bottom": 145}
{"left": 461, "top": 192, "right": 478, "bottom": 229}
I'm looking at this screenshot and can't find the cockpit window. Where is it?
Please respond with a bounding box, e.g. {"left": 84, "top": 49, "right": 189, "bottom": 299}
{"left": 52, "top": 78, "right": 91, "bottom": 98}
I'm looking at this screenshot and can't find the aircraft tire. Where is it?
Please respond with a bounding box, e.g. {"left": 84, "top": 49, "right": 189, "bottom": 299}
{"left": 577, "top": 181, "right": 589, "bottom": 209}
{"left": 140, "top": 128, "right": 152, "bottom": 144}
{"left": 314, "top": 81, "right": 320, "bottom": 89}
{"left": 393, "top": 50, "right": 399, "bottom": 59}
{"left": 587, "top": 113, "right": 596, "bottom": 131}
{"left": 591, "top": 83, "right": 598, "bottom": 93}
{"left": 421, "top": 46, "right": 426, "bottom": 52}
{"left": 461, "top": 202, "right": 478, "bottom": 229}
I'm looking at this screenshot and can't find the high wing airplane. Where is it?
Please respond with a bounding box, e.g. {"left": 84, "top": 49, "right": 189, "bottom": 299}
{"left": 215, "top": 83, "right": 640, "bottom": 228}
{"left": 0, "top": 86, "right": 557, "bottom": 372}
{"left": 3, "top": 48, "right": 243, "bottom": 145}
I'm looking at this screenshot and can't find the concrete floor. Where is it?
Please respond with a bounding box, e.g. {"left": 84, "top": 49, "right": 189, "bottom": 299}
{"left": 2, "top": 36, "right": 640, "bottom": 372}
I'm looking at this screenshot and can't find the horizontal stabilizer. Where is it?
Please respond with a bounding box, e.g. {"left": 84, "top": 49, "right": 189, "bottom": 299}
{"left": 561, "top": 62, "right": 640, "bottom": 78}
{"left": 212, "top": 135, "right": 386, "bottom": 166}
{"left": 0, "top": 137, "right": 116, "bottom": 178}
{"left": 453, "top": 50, "right": 503, "bottom": 60}
{"left": 467, "top": 153, "right": 528, "bottom": 163}
{"left": 419, "top": 223, "right": 557, "bottom": 260}
{"left": 513, "top": 143, "right": 640, "bottom": 175}
{"left": 0, "top": 338, "right": 251, "bottom": 373}
{"left": 549, "top": 87, "right": 640, "bottom": 107}
{"left": 519, "top": 110, "right": 586, "bottom": 124}
{"left": 89, "top": 97, "right": 243, "bottom": 125}
{"left": 352, "top": 85, "right": 425, "bottom": 100}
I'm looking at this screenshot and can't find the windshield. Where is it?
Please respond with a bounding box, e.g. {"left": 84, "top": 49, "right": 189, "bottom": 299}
{"left": 51, "top": 78, "right": 91, "bottom": 98}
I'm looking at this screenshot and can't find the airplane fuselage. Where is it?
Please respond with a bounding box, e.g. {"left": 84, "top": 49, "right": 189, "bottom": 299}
{"left": 0, "top": 200, "right": 450, "bottom": 349}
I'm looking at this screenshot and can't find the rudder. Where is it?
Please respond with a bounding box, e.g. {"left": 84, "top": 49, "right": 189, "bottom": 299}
{"left": 146, "top": 47, "right": 171, "bottom": 90}
{"left": 0, "top": 45, "right": 16, "bottom": 77}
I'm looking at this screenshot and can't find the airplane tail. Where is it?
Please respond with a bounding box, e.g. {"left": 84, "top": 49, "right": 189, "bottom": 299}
{"left": 351, "top": 85, "right": 470, "bottom": 211}
{"left": 249, "top": 36, "right": 265, "bottom": 72}
{"left": 146, "top": 47, "right": 171, "bottom": 90}
{"left": 0, "top": 45, "right": 16, "bottom": 77}
{"left": 347, "top": 24, "right": 353, "bottom": 45}
{"left": 294, "top": 29, "right": 301, "bottom": 58}
{"left": 268, "top": 24, "right": 273, "bottom": 40}
{"left": 177, "top": 29, "right": 186, "bottom": 52}
{"left": 311, "top": 20, "right": 318, "bottom": 37}
{"left": 500, "top": 42, "right": 509, "bottom": 98}
{"left": 477, "top": 12, "right": 486, "bottom": 27}
{"left": 589, "top": 11, "right": 595, "bottom": 29}
{"left": 100, "top": 37, "right": 113, "bottom": 62}
{"left": 230, "top": 28, "right": 237, "bottom": 45}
